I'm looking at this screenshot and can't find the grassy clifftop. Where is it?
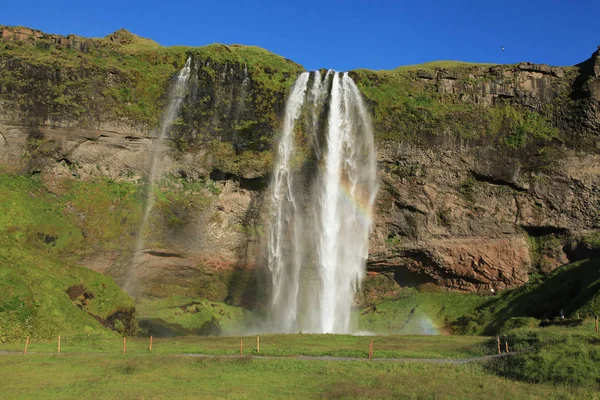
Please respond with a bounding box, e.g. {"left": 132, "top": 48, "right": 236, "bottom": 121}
{"left": 2, "top": 24, "right": 591, "bottom": 155}
{"left": 0, "top": 25, "right": 303, "bottom": 132}
{"left": 351, "top": 63, "right": 570, "bottom": 150}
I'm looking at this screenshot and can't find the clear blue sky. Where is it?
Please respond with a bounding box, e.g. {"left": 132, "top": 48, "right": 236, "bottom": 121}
{"left": 3, "top": 0, "right": 599, "bottom": 71}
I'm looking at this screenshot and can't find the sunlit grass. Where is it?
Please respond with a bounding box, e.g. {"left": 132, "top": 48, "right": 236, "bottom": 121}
{"left": 0, "top": 354, "right": 594, "bottom": 399}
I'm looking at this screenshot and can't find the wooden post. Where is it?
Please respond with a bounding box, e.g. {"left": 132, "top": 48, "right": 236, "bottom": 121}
{"left": 240, "top": 339, "right": 243, "bottom": 357}
{"left": 24, "top": 336, "right": 30, "bottom": 355}
{"left": 496, "top": 336, "right": 501, "bottom": 355}
{"left": 123, "top": 336, "right": 127, "bottom": 354}
{"left": 149, "top": 336, "right": 153, "bottom": 352}
{"left": 505, "top": 340, "right": 509, "bottom": 354}
{"left": 595, "top": 316, "right": 599, "bottom": 334}
{"left": 368, "top": 339, "right": 373, "bottom": 360}
{"left": 58, "top": 336, "right": 61, "bottom": 354}
{"left": 256, "top": 336, "right": 260, "bottom": 353}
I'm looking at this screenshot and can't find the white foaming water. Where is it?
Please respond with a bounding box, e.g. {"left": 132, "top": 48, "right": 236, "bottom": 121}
{"left": 267, "top": 71, "right": 378, "bottom": 334}
{"left": 125, "top": 57, "right": 192, "bottom": 296}
{"left": 306, "top": 69, "right": 330, "bottom": 158}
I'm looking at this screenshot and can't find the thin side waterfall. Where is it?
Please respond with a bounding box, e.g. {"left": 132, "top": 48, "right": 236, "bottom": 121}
{"left": 267, "top": 71, "right": 378, "bottom": 334}
{"left": 233, "top": 62, "right": 250, "bottom": 123}
{"left": 242, "top": 62, "right": 250, "bottom": 88}
{"left": 124, "top": 57, "right": 192, "bottom": 296}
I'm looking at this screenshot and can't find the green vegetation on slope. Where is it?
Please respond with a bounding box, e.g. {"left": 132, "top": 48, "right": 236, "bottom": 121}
{"left": 487, "top": 325, "right": 600, "bottom": 387}
{"left": 136, "top": 296, "right": 249, "bottom": 336}
{"left": 360, "top": 256, "right": 600, "bottom": 336}
{"left": 0, "top": 235, "right": 134, "bottom": 342}
{"left": 0, "top": 173, "right": 142, "bottom": 259}
{"left": 359, "top": 284, "right": 487, "bottom": 334}
{"left": 0, "top": 171, "right": 257, "bottom": 340}
{"left": 392, "top": 60, "right": 496, "bottom": 71}
{"left": 0, "top": 173, "right": 141, "bottom": 341}
{"left": 453, "top": 258, "right": 600, "bottom": 335}
{"left": 0, "top": 171, "right": 224, "bottom": 260}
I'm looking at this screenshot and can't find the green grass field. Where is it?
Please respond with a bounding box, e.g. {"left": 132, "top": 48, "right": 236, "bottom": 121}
{"left": 1, "top": 327, "right": 598, "bottom": 398}
{"left": 0, "top": 353, "right": 596, "bottom": 400}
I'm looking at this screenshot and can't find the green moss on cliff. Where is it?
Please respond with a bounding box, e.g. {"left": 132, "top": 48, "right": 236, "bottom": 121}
{"left": 488, "top": 104, "right": 558, "bottom": 148}
{"left": 0, "top": 235, "right": 134, "bottom": 341}
{"left": 0, "top": 173, "right": 144, "bottom": 261}
{"left": 0, "top": 29, "right": 303, "bottom": 136}
{"left": 0, "top": 170, "right": 226, "bottom": 261}
{"left": 351, "top": 67, "right": 561, "bottom": 151}
{"left": 1, "top": 25, "right": 581, "bottom": 170}
{"left": 207, "top": 140, "right": 273, "bottom": 177}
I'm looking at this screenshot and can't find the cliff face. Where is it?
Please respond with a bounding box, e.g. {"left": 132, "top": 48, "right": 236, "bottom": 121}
{"left": 1, "top": 25, "right": 599, "bottom": 299}
{"left": 363, "top": 52, "right": 600, "bottom": 292}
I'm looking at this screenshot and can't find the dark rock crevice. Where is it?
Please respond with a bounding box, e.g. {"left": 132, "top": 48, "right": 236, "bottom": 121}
{"left": 520, "top": 225, "right": 569, "bottom": 237}
{"left": 394, "top": 200, "right": 427, "bottom": 215}
{"left": 143, "top": 250, "right": 185, "bottom": 258}
{"left": 209, "top": 168, "right": 268, "bottom": 191}
{"left": 470, "top": 171, "right": 527, "bottom": 192}
{"left": 0, "top": 129, "right": 7, "bottom": 144}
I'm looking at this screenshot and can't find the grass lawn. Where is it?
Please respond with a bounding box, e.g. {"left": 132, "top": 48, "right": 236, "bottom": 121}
{"left": 0, "top": 353, "right": 595, "bottom": 400}
{"left": 0, "top": 334, "right": 491, "bottom": 359}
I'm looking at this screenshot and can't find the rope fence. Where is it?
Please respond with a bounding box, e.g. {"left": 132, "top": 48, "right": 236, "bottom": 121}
{"left": 3, "top": 334, "right": 507, "bottom": 360}
{"left": 4, "top": 317, "right": 597, "bottom": 359}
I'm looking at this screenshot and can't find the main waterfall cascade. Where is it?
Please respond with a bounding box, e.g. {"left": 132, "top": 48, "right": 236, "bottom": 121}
{"left": 267, "top": 70, "right": 378, "bottom": 334}
{"left": 125, "top": 57, "right": 193, "bottom": 295}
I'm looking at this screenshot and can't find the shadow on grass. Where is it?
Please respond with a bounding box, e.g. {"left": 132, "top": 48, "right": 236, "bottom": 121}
{"left": 460, "top": 258, "right": 600, "bottom": 334}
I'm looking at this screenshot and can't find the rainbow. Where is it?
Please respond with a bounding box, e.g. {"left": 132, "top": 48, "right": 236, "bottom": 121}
{"left": 337, "top": 172, "right": 375, "bottom": 225}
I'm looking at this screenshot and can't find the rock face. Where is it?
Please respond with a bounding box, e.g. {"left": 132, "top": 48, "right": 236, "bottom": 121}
{"left": 1, "top": 26, "right": 599, "bottom": 296}
{"left": 369, "top": 237, "right": 531, "bottom": 292}
{"left": 579, "top": 49, "right": 600, "bottom": 133}
{"left": 366, "top": 139, "right": 600, "bottom": 292}
{"left": 436, "top": 62, "right": 566, "bottom": 107}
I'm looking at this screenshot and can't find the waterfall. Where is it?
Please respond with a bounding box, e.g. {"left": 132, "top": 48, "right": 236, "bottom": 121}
{"left": 242, "top": 62, "right": 250, "bottom": 89}
{"left": 124, "top": 57, "right": 192, "bottom": 296}
{"left": 267, "top": 72, "right": 309, "bottom": 332}
{"left": 267, "top": 71, "right": 378, "bottom": 334}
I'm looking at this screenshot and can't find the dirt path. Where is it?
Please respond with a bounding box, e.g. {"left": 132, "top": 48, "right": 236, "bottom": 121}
{"left": 0, "top": 351, "right": 513, "bottom": 364}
